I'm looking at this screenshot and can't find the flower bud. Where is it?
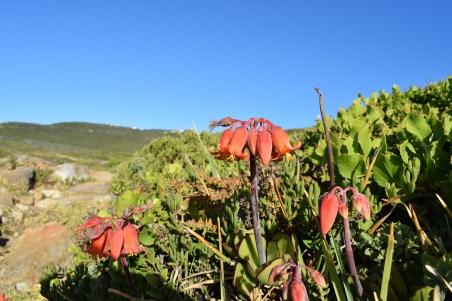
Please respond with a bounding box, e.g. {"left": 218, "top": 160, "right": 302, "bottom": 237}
{"left": 307, "top": 267, "right": 327, "bottom": 288}
{"left": 352, "top": 192, "right": 371, "bottom": 220}
{"left": 289, "top": 279, "right": 309, "bottom": 301}
{"left": 319, "top": 192, "right": 339, "bottom": 235}
{"left": 268, "top": 264, "right": 285, "bottom": 285}
{"left": 338, "top": 201, "right": 349, "bottom": 219}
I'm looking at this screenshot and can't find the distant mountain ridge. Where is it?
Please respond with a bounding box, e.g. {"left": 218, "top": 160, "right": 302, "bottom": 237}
{"left": 0, "top": 121, "right": 170, "bottom": 161}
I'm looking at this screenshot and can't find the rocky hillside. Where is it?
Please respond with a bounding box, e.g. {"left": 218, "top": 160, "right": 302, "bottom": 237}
{"left": 0, "top": 154, "right": 116, "bottom": 299}
{"left": 0, "top": 122, "right": 170, "bottom": 163}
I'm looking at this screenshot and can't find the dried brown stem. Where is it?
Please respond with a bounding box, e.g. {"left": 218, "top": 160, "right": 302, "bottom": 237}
{"left": 315, "top": 88, "right": 335, "bottom": 188}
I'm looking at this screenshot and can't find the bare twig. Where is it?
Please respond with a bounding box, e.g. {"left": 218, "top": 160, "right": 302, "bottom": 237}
{"left": 315, "top": 88, "right": 335, "bottom": 187}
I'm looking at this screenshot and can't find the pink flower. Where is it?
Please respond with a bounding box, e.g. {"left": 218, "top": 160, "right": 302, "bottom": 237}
{"left": 352, "top": 193, "right": 371, "bottom": 220}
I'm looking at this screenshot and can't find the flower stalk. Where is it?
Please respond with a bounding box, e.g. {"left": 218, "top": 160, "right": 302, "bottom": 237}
{"left": 211, "top": 116, "right": 301, "bottom": 268}
{"left": 316, "top": 88, "right": 364, "bottom": 298}
{"left": 249, "top": 153, "right": 265, "bottom": 266}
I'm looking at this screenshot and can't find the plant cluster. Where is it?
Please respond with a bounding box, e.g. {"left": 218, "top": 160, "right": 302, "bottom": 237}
{"left": 39, "top": 77, "right": 452, "bottom": 301}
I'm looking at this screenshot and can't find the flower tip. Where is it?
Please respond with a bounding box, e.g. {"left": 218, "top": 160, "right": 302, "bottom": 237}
{"left": 289, "top": 279, "right": 309, "bottom": 301}
{"left": 319, "top": 193, "right": 339, "bottom": 235}
{"left": 352, "top": 193, "right": 371, "bottom": 220}
{"left": 308, "top": 268, "right": 327, "bottom": 288}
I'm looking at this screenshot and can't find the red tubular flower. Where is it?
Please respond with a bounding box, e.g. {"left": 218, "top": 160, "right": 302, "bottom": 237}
{"left": 218, "top": 127, "right": 234, "bottom": 155}
{"left": 122, "top": 224, "right": 142, "bottom": 254}
{"left": 257, "top": 130, "right": 273, "bottom": 166}
{"left": 228, "top": 125, "right": 249, "bottom": 160}
{"left": 352, "top": 193, "right": 371, "bottom": 220}
{"left": 319, "top": 192, "right": 339, "bottom": 236}
{"left": 212, "top": 117, "right": 301, "bottom": 166}
{"left": 87, "top": 230, "right": 108, "bottom": 257}
{"left": 247, "top": 128, "right": 258, "bottom": 156}
{"left": 79, "top": 215, "right": 142, "bottom": 261}
{"left": 80, "top": 216, "right": 104, "bottom": 230}
{"left": 110, "top": 226, "right": 125, "bottom": 261}
{"left": 101, "top": 228, "right": 112, "bottom": 257}
{"left": 271, "top": 126, "right": 302, "bottom": 159}
{"left": 0, "top": 294, "right": 6, "bottom": 301}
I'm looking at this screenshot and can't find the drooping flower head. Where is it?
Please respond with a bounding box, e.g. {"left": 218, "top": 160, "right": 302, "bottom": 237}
{"left": 319, "top": 186, "right": 372, "bottom": 236}
{"left": 211, "top": 117, "right": 302, "bottom": 166}
{"left": 269, "top": 263, "right": 323, "bottom": 301}
{"left": 79, "top": 214, "right": 142, "bottom": 261}
{"left": 351, "top": 192, "right": 371, "bottom": 220}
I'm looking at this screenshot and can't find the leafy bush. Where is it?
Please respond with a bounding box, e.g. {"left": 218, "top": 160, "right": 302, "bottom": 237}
{"left": 41, "top": 77, "right": 452, "bottom": 300}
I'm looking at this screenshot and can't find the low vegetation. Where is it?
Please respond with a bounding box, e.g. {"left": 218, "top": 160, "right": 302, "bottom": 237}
{"left": 20, "top": 77, "right": 452, "bottom": 300}
{"left": 0, "top": 122, "right": 169, "bottom": 165}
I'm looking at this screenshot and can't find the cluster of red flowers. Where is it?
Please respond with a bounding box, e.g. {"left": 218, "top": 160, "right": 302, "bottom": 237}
{"left": 211, "top": 117, "right": 301, "bottom": 166}
{"left": 319, "top": 186, "right": 371, "bottom": 235}
{"left": 79, "top": 215, "right": 142, "bottom": 261}
{"left": 269, "top": 262, "right": 326, "bottom": 301}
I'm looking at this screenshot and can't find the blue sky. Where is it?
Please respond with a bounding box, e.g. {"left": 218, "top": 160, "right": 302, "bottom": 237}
{"left": 0, "top": 1, "right": 451, "bottom": 130}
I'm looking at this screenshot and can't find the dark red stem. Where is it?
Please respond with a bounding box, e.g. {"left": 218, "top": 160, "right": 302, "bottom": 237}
{"left": 120, "top": 255, "right": 137, "bottom": 296}
{"left": 343, "top": 217, "right": 364, "bottom": 296}
{"left": 250, "top": 153, "right": 266, "bottom": 266}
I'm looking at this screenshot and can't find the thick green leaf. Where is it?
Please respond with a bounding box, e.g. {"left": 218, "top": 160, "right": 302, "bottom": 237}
{"left": 337, "top": 153, "right": 366, "bottom": 179}
{"left": 256, "top": 258, "right": 284, "bottom": 285}
{"left": 266, "top": 241, "right": 279, "bottom": 262}
{"left": 115, "top": 190, "right": 140, "bottom": 216}
{"left": 238, "top": 234, "right": 267, "bottom": 274}
{"left": 273, "top": 233, "right": 295, "bottom": 258}
{"left": 373, "top": 154, "right": 404, "bottom": 187}
{"left": 405, "top": 114, "right": 432, "bottom": 140}
{"left": 139, "top": 228, "right": 154, "bottom": 246}
{"left": 358, "top": 127, "right": 372, "bottom": 158}
{"left": 233, "top": 263, "right": 257, "bottom": 297}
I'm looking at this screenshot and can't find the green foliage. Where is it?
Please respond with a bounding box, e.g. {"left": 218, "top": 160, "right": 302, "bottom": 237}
{"left": 43, "top": 77, "right": 452, "bottom": 300}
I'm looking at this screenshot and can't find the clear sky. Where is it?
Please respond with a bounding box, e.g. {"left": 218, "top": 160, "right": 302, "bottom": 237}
{"left": 0, "top": 1, "right": 451, "bottom": 130}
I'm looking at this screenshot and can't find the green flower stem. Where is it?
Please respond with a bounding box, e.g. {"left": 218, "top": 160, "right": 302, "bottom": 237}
{"left": 250, "top": 153, "right": 265, "bottom": 266}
